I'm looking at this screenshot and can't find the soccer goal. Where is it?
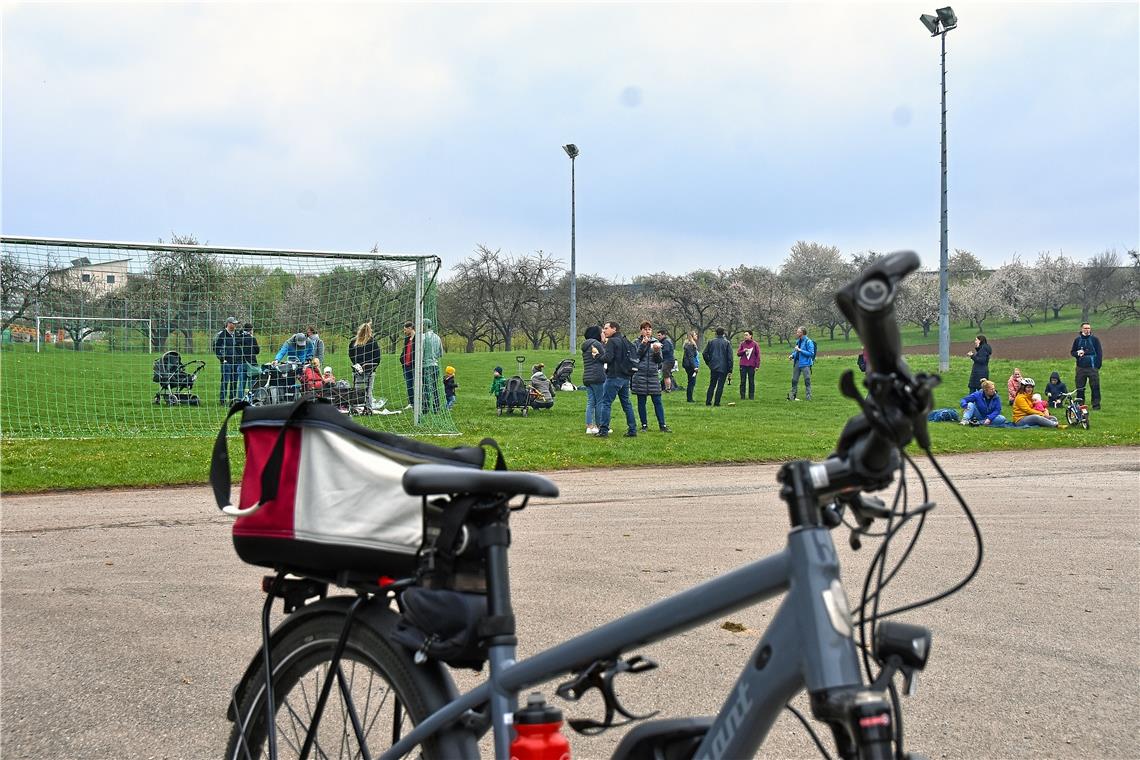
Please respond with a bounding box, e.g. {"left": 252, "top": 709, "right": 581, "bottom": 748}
{"left": 1, "top": 236, "right": 453, "bottom": 439}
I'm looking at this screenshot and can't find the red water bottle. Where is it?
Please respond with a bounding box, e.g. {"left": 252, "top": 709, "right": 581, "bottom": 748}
{"left": 510, "top": 692, "right": 571, "bottom": 760}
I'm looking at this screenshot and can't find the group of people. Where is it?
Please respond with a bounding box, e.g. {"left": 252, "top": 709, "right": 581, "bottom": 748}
{"left": 677, "top": 326, "right": 816, "bottom": 405}
{"left": 575, "top": 321, "right": 674, "bottom": 437}
{"left": 211, "top": 318, "right": 455, "bottom": 413}
{"left": 958, "top": 322, "right": 1106, "bottom": 428}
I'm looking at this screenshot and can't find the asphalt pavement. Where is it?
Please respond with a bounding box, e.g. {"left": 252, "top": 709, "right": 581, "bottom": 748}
{"left": 2, "top": 447, "right": 1138, "bottom": 759}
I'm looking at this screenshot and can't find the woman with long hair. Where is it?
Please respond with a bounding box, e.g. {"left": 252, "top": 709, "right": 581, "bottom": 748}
{"left": 348, "top": 320, "right": 381, "bottom": 409}
{"left": 966, "top": 335, "right": 991, "bottom": 393}
{"left": 681, "top": 331, "right": 700, "bottom": 403}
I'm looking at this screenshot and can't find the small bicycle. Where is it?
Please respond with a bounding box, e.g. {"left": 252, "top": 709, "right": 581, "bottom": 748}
{"left": 1057, "top": 390, "right": 1091, "bottom": 430}
{"left": 223, "top": 252, "right": 983, "bottom": 760}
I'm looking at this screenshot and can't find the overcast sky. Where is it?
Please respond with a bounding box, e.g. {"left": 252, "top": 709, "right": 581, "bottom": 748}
{"left": 3, "top": 2, "right": 1137, "bottom": 280}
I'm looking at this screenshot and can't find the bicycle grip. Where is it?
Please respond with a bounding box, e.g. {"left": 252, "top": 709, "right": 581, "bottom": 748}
{"left": 834, "top": 251, "right": 919, "bottom": 378}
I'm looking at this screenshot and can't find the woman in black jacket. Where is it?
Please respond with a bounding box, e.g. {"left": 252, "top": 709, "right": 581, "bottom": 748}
{"left": 966, "top": 335, "right": 991, "bottom": 393}
{"left": 581, "top": 325, "right": 607, "bottom": 434}
{"left": 681, "top": 331, "right": 700, "bottom": 403}
{"left": 348, "top": 321, "right": 382, "bottom": 408}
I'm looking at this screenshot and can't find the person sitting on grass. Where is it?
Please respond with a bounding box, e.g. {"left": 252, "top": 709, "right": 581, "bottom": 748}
{"left": 1044, "top": 371, "right": 1068, "bottom": 408}
{"left": 1012, "top": 378, "right": 1059, "bottom": 428}
{"left": 1006, "top": 367, "right": 1023, "bottom": 408}
{"left": 959, "top": 379, "right": 1007, "bottom": 426}
{"left": 529, "top": 363, "right": 555, "bottom": 410}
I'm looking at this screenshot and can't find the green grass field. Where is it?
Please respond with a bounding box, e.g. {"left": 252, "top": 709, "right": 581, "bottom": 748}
{"left": 3, "top": 334, "right": 1137, "bottom": 492}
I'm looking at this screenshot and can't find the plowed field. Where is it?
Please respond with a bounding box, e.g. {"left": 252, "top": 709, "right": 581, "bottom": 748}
{"left": 906, "top": 324, "right": 1139, "bottom": 360}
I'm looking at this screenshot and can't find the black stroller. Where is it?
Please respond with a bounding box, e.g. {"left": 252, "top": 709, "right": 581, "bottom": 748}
{"left": 550, "top": 358, "right": 576, "bottom": 390}
{"left": 152, "top": 351, "right": 205, "bottom": 406}
{"left": 247, "top": 361, "right": 301, "bottom": 406}
{"left": 496, "top": 375, "right": 532, "bottom": 416}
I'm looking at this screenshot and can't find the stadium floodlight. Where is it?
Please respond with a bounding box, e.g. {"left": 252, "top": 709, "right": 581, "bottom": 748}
{"left": 919, "top": 6, "right": 958, "bottom": 372}
{"left": 563, "top": 144, "right": 579, "bottom": 353}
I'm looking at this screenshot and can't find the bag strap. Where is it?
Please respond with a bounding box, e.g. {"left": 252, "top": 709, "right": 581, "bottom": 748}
{"left": 258, "top": 397, "right": 309, "bottom": 506}
{"left": 210, "top": 400, "right": 250, "bottom": 511}
{"left": 476, "top": 437, "right": 507, "bottom": 471}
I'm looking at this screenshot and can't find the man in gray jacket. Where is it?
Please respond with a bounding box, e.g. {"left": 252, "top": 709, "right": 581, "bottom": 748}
{"left": 702, "top": 327, "right": 733, "bottom": 406}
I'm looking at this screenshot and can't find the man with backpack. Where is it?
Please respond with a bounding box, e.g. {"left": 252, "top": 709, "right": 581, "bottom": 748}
{"left": 1070, "top": 322, "right": 1104, "bottom": 410}
{"left": 596, "top": 320, "right": 639, "bottom": 438}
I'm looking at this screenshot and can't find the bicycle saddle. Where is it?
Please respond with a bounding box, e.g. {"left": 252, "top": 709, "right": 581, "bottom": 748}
{"left": 403, "top": 464, "right": 559, "bottom": 498}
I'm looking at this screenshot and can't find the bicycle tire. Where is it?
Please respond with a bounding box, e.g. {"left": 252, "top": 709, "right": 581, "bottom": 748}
{"left": 1081, "top": 410, "right": 1090, "bottom": 430}
{"left": 225, "top": 614, "right": 450, "bottom": 760}
{"left": 1066, "top": 406, "right": 1078, "bottom": 426}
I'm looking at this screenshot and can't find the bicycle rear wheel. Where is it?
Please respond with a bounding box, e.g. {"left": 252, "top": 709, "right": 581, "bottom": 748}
{"left": 225, "top": 614, "right": 447, "bottom": 760}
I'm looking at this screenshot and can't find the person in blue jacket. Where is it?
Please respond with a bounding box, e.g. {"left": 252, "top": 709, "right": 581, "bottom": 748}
{"left": 787, "top": 326, "right": 816, "bottom": 401}
{"left": 959, "top": 379, "right": 1007, "bottom": 426}
{"left": 275, "top": 332, "right": 315, "bottom": 364}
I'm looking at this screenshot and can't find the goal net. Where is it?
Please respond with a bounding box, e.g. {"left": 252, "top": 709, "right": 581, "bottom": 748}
{"left": 1, "top": 236, "right": 455, "bottom": 439}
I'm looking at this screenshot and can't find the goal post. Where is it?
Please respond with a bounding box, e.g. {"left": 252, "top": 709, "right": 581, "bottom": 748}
{"left": 36, "top": 316, "right": 152, "bottom": 353}
{"left": 1, "top": 236, "right": 453, "bottom": 439}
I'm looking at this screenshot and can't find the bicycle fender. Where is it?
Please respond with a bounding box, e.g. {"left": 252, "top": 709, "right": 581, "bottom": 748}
{"left": 226, "top": 595, "right": 476, "bottom": 757}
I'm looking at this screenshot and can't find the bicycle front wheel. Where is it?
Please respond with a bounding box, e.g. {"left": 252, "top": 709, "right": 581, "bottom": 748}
{"left": 1066, "top": 406, "right": 1079, "bottom": 426}
{"left": 226, "top": 614, "right": 448, "bottom": 760}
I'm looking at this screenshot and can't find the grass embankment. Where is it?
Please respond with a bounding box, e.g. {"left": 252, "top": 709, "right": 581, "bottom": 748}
{"left": 3, "top": 344, "right": 1137, "bottom": 493}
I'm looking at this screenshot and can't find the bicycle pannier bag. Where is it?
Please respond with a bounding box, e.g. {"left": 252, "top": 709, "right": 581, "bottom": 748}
{"left": 210, "top": 399, "right": 501, "bottom": 580}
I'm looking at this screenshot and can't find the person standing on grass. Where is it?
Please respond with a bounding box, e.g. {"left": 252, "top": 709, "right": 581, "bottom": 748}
{"left": 236, "top": 322, "right": 260, "bottom": 402}
{"left": 656, "top": 328, "right": 677, "bottom": 393}
{"left": 787, "top": 326, "right": 816, "bottom": 401}
{"left": 966, "top": 335, "right": 991, "bottom": 394}
{"left": 400, "top": 321, "right": 416, "bottom": 409}
{"left": 1070, "top": 322, "right": 1104, "bottom": 410}
{"left": 702, "top": 327, "right": 733, "bottom": 406}
{"left": 348, "top": 321, "right": 381, "bottom": 410}
{"left": 736, "top": 330, "right": 760, "bottom": 400}
{"left": 420, "top": 319, "right": 444, "bottom": 413}
{"left": 597, "top": 320, "right": 638, "bottom": 438}
{"left": 305, "top": 325, "right": 325, "bottom": 364}
{"left": 212, "top": 317, "right": 241, "bottom": 405}
{"left": 681, "top": 331, "right": 700, "bottom": 403}
{"left": 632, "top": 321, "right": 671, "bottom": 432}
{"left": 581, "top": 325, "right": 607, "bottom": 434}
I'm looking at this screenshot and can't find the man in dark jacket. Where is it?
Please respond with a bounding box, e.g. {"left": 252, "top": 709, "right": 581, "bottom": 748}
{"left": 1070, "top": 322, "right": 1103, "bottom": 409}
{"left": 212, "top": 317, "right": 241, "bottom": 405}
{"left": 400, "top": 321, "right": 416, "bottom": 409}
{"left": 597, "top": 321, "right": 638, "bottom": 438}
{"left": 702, "top": 327, "right": 733, "bottom": 406}
{"left": 236, "top": 322, "right": 260, "bottom": 401}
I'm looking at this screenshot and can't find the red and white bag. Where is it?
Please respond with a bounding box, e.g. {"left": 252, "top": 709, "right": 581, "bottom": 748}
{"left": 210, "top": 399, "right": 499, "bottom": 580}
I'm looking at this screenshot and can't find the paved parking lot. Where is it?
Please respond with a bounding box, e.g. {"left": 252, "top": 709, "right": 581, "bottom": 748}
{"left": 2, "top": 447, "right": 1138, "bottom": 759}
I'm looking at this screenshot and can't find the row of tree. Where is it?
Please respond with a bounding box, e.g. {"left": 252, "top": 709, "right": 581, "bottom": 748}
{"left": 439, "top": 244, "right": 1139, "bottom": 351}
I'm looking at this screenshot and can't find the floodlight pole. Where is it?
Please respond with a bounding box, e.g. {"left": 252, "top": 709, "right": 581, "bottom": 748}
{"left": 563, "top": 144, "right": 579, "bottom": 354}
{"left": 937, "top": 27, "right": 951, "bottom": 373}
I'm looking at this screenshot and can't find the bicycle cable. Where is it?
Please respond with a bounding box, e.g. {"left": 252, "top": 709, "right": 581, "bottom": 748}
{"left": 784, "top": 703, "right": 836, "bottom": 760}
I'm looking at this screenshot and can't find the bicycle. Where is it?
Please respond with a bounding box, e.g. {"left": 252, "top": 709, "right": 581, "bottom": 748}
{"left": 1056, "top": 390, "right": 1091, "bottom": 430}
{"left": 223, "top": 251, "right": 984, "bottom": 760}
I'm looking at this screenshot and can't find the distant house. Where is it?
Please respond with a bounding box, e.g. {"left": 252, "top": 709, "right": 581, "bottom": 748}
{"left": 48, "top": 257, "right": 130, "bottom": 294}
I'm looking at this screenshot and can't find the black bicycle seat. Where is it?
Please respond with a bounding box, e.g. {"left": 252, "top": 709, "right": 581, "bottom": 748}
{"left": 402, "top": 464, "right": 559, "bottom": 498}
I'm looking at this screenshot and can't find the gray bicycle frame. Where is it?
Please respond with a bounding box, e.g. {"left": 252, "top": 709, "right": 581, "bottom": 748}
{"left": 380, "top": 523, "right": 864, "bottom": 760}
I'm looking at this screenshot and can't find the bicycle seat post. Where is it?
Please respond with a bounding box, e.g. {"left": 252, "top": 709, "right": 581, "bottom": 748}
{"left": 480, "top": 511, "right": 521, "bottom": 760}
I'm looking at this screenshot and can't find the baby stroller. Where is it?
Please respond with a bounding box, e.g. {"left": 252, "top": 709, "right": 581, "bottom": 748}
{"left": 152, "top": 351, "right": 205, "bottom": 406}
{"left": 497, "top": 375, "right": 532, "bottom": 416}
{"left": 331, "top": 366, "right": 380, "bottom": 416}
{"left": 550, "top": 358, "right": 576, "bottom": 391}
{"left": 247, "top": 361, "right": 301, "bottom": 406}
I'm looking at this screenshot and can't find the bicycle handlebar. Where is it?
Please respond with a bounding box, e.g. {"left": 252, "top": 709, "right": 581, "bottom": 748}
{"left": 834, "top": 251, "right": 918, "bottom": 380}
